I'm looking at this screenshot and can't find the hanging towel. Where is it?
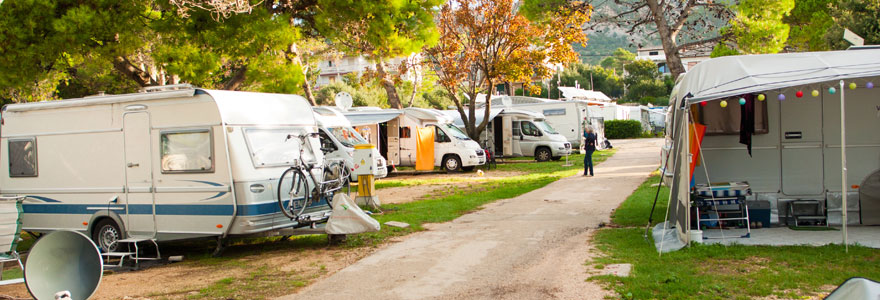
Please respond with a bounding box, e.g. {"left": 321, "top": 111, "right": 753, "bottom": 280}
{"left": 739, "top": 94, "right": 755, "bottom": 157}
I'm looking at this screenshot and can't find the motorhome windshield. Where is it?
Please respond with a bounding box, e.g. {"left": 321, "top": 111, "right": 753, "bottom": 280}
{"left": 329, "top": 126, "right": 367, "bottom": 148}
{"left": 443, "top": 123, "right": 471, "bottom": 140}
{"left": 245, "top": 128, "right": 315, "bottom": 167}
{"left": 535, "top": 120, "right": 559, "bottom": 134}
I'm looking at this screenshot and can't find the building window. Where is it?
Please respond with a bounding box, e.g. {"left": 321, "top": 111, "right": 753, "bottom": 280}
{"left": 160, "top": 129, "right": 214, "bottom": 173}
{"left": 328, "top": 60, "right": 334, "bottom": 67}
{"left": 543, "top": 109, "right": 566, "bottom": 116}
{"left": 649, "top": 51, "right": 659, "bottom": 56}
{"left": 8, "top": 138, "right": 37, "bottom": 177}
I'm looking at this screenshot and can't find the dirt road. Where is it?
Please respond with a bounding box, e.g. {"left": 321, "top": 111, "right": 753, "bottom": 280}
{"left": 280, "top": 138, "right": 662, "bottom": 300}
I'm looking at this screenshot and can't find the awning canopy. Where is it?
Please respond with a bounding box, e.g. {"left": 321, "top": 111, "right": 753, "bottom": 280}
{"left": 675, "top": 48, "right": 880, "bottom": 104}
{"left": 557, "top": 87, "right": 612, "bottom": 102}
{"left": 342, "top": 109, "right": 402, "bottom": 126}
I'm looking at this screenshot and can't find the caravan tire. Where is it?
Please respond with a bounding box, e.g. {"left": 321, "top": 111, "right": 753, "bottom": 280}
{"left": 443, "top": 155, "right": 462, "bottom": 173}
{"left": 92, "top": 218, "right": 122, "bottom": 253}
{"left": 535, "top": 147, "right": 552, "bottom": 162}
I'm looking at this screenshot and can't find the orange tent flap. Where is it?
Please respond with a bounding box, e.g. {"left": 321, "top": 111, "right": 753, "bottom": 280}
{"left": 688, "top": 123, "right": 707, "bottom": 181}
{"left": 415, "top": 127, "right": 435, "bottom": 171}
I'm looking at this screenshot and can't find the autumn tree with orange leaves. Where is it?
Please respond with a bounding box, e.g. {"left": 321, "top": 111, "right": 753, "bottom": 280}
{"left": 425, "top": 0, "right": 591, "bottom": 140}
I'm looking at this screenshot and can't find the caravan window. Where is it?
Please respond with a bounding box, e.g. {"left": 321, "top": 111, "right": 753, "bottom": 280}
{"left": 8, "top": 138, "right": 37, "bottom": 177}
{"left": 244, "top": 128, "right": 314, "bottom": 167}
{"left": 160, "top": 130, "right": 214, "bottom": 173}
{"left": 400, "top": 126, "right": 412, "bottom": 138}
{"left": 543, "top": 109, "right": 566, "bottom": 116}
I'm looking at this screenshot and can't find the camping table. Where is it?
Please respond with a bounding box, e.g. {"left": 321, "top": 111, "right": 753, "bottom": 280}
{"left": 692, "top": 182, "right": 752, "bottom": 239}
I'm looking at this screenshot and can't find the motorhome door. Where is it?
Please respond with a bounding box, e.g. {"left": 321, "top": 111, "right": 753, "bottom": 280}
{"left": 511, "top": 120, "right": 523, "bottom": 156}
{"left": 386, "top": 118, "right": 400, "bottom": 166}
{"left": 780, "top": 92, "right": 824, "bottom": 195}
{"left": 122, "top": 111, "right": 157, "bottom": 237}
{"left": 501, "top": 116, "right": 513, "bottom": 156}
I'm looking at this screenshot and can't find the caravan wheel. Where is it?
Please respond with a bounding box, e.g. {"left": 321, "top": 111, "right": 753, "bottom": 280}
{"left": 92, "top": 219, "right": 122, "bottom": 252}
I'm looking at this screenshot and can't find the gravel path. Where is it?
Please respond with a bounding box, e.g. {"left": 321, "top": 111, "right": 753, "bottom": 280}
{"left": 280, "top": 138, "right": 663, "bottom": 300}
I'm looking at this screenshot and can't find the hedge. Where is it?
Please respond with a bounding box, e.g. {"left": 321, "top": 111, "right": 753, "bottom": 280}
{"left": 605, "top": 120, "right": 643, "bottom": 139}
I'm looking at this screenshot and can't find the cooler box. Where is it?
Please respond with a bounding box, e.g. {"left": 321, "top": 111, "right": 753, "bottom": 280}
{"left": 747, "top": 200, "right": 771, "bottom": 227}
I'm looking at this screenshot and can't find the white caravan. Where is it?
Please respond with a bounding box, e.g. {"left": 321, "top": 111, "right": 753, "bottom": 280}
{"left": 0, "top": 87, "right": 333, "bottom": 251}
{"left": 343, "top": 108, "right": 486, "bottom": 172}
{"left": 482, "top": 96, "right": 603, "bottom": 150}
{"left": 663, "top": 49, "right": 880, "bottom": 245}
{"left": 444, "top": 109, "right": 571, "bottom": 161}
{"left": 312, "top": 107, "right": 388, "bottom": 180}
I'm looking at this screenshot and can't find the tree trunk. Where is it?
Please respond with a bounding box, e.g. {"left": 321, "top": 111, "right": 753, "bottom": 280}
{"left": 407, "top": 76, "right": 420, "bottom": 107}
{"left": 112, "top": 56, "right": 154, "bottom": 87}
{"left": 222, "top": 65, "right": 248, "bottom": 91}
{"left": 375, "top": 62, "right": 403, "bottom": 109}
{"left": 288, "top": 42, "right": 318, "bottom": 106}
{"left": 474, "top": 79, "right": 493, "bottom": 141}
{"left": 645, "top": 0, "right": 686, "bottom": 79}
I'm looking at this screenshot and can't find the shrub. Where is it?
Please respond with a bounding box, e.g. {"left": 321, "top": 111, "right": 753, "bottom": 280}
{"left": 605, "top": 120, "right": 643, "bottom": 139}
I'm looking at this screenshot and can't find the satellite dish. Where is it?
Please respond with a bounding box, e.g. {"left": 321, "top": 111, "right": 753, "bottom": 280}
{"left": 335, "top": 92, "right": 353, "bottom": 111}
{"left": 25, "top": 231, "right": 103, "bottom": 300}
{"left": 501, "top": 96, "right": 512, "bottom": 109}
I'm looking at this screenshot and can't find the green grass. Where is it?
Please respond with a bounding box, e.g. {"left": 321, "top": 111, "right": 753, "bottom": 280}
{"left": 590, "top": 228, "right": 880, "bottom": 299}
{"left": 592, "top": 175, "right": 880, "bottom": 299}
{"left": 610, "top": 173, "right": 669, "bottom": 227}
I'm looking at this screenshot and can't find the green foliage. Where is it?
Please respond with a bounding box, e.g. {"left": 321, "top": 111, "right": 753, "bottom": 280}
{"left": 826, "top": 0, "right": 880, "bottom": 50}
{"left": 622, "top": 60, "right": 669, "bottom": 103}
{"left": 314, "top": 74, "right": 454, "bottom": 110}
{"left": 315, "top": 81, "right": 389, "bottom": 108}
{"left": 575, "top": 34, "right": 637, "bottom": 65}
{"left": 726, "top": 0, "right": 795, "bottom": 54}
{"left": 784, "top": 0, "right": 835, "bottom": 51}
{"left": 600, "top": 48, "right": 636, "bottom": 75}
{"left": 314, "top": 0, "right": 441, "bottom": 59}
{"left": 605, "top": 120, "right": 643, "bottom": 139}
{"left": 710, "top": 43, "right": 740, "bottom": 58}
{"left": 555, "top": 62, "right": 624, "bottom": 99}
{"left": 0, "top": 0, "right": 153, "bottom": 102}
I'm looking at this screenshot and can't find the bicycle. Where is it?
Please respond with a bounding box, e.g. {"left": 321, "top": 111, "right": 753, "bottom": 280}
{"left": 276, "top": 132, "right": 351, "bottom": 222}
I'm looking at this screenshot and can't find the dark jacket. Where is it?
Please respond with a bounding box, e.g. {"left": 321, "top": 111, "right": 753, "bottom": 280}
{"left": 584, "top": 132, "right": 597, "bottom": 152}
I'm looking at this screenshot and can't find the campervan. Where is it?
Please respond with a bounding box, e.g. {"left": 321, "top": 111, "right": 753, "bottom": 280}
{"left": 444, "top": 109, "right": 571, "bottom": 161}
{"left": 663, "top": 49, "right": 880, "bottom": 244}
{"left": 0, "top": 86, "right": 333, "bottom": 252}
{"left": 343, "top": 108, "right": 486, "bottom": 172}
{"left": 312, "top": 107, "right": 388, "bottom": 180}
{"left": 483, "top": 96, "right": 598, "bottom": 150}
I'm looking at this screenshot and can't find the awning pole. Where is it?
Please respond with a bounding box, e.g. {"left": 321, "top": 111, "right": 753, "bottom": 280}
{"left": 840, "top": 80, "right": 848, "bottom": 253}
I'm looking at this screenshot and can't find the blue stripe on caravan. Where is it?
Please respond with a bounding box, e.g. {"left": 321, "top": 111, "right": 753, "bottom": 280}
{"left": 22, "top": 197, "right": 331, "bottom": 216}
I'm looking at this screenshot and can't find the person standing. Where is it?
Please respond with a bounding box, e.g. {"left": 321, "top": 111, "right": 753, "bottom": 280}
{"left": 583, "top": 126, "right": 597, "bottom": 176}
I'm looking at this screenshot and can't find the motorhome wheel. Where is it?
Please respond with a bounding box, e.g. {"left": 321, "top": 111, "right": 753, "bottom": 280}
{"left": 92, "top": 219, "right": 122, "bottom": 252}
{"left": 535, "top": 147, "right": 551, "bottom": 162}
{"left": 443, "top": 155, "right": 462, "bottom": 172}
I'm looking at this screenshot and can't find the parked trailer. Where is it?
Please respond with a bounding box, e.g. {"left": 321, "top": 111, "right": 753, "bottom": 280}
{"left": 442, "top": 109, "right": 571, "bottom": 161}
{"left": 312, "top": 107, "right": 388, "bottom": 180}
{"left": 482, "top": 96, "right": 604, "bottom": 151}
{"left": 343, "top": 108, "right": 486, "bottom": 172}
{"left": 0, "top": 87, "right": 332, "bottom": 251}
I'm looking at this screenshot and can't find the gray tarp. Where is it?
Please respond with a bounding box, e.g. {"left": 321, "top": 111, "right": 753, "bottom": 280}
{"left": 342, "top": 110, "right": 402, "bottom": 126}
{"left": 825, "top": 277, "right": 880, "bottom": 300}
{"left": 674, "top": 48, "right": 880, "bottom": 104}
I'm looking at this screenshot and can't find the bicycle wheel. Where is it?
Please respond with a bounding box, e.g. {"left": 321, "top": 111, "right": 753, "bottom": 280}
{"left": 277, "top": 167, "right": 310, "bottom": 219}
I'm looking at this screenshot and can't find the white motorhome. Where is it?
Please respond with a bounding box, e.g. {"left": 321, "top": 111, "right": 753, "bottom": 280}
{"left": 343, "top": 108, "right": 486, "bottom": 172}
{"left": 312, "top": 107, "right": 388, "bottom": 180}
{"left": 0, "top": 87, "right": 333, "bottom": 252}
{"left": 663, "top": 49, "right": 880, "bottom": 244}
{"left": 482, "top": 96, "right": 604, "bottom": 151}
{"left": 443, "top": 109, "right": 571, "bottom": 161}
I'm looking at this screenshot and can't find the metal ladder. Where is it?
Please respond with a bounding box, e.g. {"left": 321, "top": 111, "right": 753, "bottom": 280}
{"left": 102, "top": 238, "right": 161, "bottom": 269}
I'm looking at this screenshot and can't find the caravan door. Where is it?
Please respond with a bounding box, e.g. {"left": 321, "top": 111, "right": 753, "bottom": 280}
{"left": 122, "top": 111, "right": 157, "bottom": 237}
{"left": 387, "top": 118, "right": 400, "bottom": 166}
{"left": 780, "top": 92, "right": 824, "bottom": 195}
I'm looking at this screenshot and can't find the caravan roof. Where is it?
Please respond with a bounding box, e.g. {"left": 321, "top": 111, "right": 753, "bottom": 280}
{"left": 3, "top": 88, "right": 317, "bottom": 126}
{"left": 674, "top": 48, "right": 880, "bottom": 104}
{"left": 402, "top": 107, "right": 452, "bottom": 123}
